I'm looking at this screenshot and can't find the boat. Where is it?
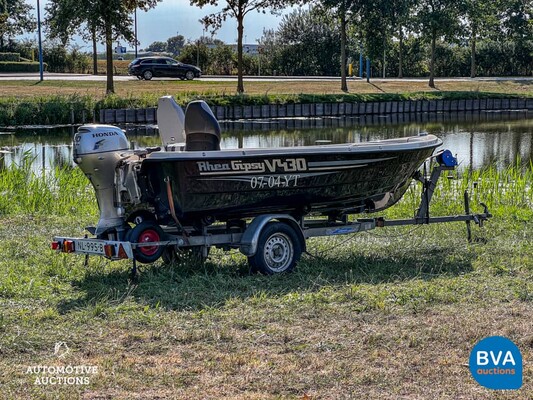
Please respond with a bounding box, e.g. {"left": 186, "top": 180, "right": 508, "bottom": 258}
{"left": 54, "top": 95, "right": 492, "bottom": 275}
{"left": 74, "top": 97, "right": 442, "bottom": 236}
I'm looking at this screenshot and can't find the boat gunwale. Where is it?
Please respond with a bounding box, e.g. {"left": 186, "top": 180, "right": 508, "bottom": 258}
{"left": 145, "top": 135, "right": 443, "bottom": 161}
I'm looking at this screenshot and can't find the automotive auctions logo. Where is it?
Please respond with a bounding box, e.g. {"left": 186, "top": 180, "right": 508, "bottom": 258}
{"left": 25, "top": 342, "right": 98, "bottom": 386}
{"left": 469, "top": 336, "right": 523, "bottom": 390}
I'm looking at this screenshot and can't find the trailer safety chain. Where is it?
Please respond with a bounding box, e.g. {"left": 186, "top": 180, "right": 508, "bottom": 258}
{"left": 305, "top": 233, "right": 361, "bottom": 260}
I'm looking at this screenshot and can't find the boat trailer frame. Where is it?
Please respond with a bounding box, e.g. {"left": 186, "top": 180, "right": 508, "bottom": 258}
{"left": 53, "top": 161, "right": 492, "bottom": 277}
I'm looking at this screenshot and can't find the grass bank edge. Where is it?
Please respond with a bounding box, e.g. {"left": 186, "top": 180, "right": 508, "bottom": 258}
{"left": 1, "top": 90, "right": 532, "bottom": 126}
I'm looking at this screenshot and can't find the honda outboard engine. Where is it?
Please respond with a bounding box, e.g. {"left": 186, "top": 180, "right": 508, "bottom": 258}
{"left": 73, "top": 125, "right": 130, "bottom": 236}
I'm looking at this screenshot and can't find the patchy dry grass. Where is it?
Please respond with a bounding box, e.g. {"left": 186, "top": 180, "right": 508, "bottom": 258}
{"left": 0, "top": 78, "right": 532, "bottom": 99}
{"left": 0, "top": 165, "right": 531, "bottom": 399}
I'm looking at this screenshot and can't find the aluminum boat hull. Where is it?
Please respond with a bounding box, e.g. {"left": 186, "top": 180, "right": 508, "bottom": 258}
{"left": 139, "top": 135, "right": 442, "bottom": 223}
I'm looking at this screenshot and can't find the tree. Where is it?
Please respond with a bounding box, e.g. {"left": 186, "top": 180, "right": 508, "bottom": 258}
{"left": 46, "top": 0, "right": 99, "bottom": 74}
{"left": 46, "top": 0, "right": 161, "bottom": 93}
{"left": 461, "top": 0, "right": 499, "bottom": 78}
{"left": 384, "top": 0, "right": 415, "bottom": 78}
{"left": 178, "top": 42, "right": 209, "bottom": 69}
{"left": 416, "top": 0, "right": 461, "bottom": 87}
{"left": 166, "top": 33, "right": 185, "bottom": 56}
{"left": 209, "top": 44, "right": 235, "bottom": 74}
{"left": 260, "top": 9, "right": 342, "bottom": 76}
{"left": 360, "top": 0, "right": 388, "bottom": 81}
{"left": 318, "top": 0, "right": 357, "bottom": 91}
{"left": 498, "top": 0, "right": 533, "bottom": 41}
{"left": 0, "top": 0, "right": 35, "bottom": 49}
{"left": 145, "top": 40, "right": 167, "bottom": 52}
{"left": 191, "top": 0, "right": 288, "bottom": 93}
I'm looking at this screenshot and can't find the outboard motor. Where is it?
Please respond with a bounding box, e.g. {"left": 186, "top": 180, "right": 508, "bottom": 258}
{"left": 184, "top": 101, "right": 221, "bottom": 151}
{"left": 73, "top": 125, "right": 130, "bottom": 236}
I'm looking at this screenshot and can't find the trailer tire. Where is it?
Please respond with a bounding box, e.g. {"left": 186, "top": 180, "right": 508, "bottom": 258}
{"left": 248, "top": 222, "right": 302, "bottom": 275}
{"left": 129, "top": 222, "right": 165, "bottom": 264}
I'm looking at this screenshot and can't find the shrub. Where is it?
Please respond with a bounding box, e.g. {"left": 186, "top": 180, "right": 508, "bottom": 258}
{"left": 0, "top": 53, "right": 20, "bottom": 62}
{"left": 0, "top": 61, "right": 46, "bottom": 72}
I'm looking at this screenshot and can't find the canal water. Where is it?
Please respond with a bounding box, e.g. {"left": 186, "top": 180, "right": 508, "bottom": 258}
{"left": 0, "top": 111, "right": 532, "bottom": 173}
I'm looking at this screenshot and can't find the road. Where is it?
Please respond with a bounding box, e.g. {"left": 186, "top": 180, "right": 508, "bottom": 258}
{"left": 1, "top": 72, "right": 532, "bottom": 82}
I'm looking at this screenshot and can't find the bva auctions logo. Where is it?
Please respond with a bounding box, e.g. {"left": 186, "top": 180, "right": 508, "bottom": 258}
{"left": 469, "top": 336, "right": 522, "bottom": 390}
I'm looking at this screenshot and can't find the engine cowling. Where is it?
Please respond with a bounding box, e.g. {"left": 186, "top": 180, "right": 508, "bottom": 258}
{"left": 74, "top": 125, "right": 130, "bottom": 236}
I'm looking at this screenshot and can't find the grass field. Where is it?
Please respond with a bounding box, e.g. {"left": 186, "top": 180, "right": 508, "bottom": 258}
{"left": 0, "top": 161, "right": 531, "bottom": 399}
{"left": 1, "top": 77, "right": 533, "bottom": 99}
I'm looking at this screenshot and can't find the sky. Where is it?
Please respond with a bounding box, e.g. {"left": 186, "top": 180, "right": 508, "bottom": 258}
{"left": 27, "top": 0, "right": 295, "bottom": 51}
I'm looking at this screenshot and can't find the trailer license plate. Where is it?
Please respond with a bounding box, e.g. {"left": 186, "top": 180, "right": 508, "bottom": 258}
{"left": 75, "top": 239, "right": 105, "bottom": 255}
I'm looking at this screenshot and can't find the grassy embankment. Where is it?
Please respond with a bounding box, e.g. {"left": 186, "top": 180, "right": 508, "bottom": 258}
{"left": 0, "top": 78, "right": 532, "bottom": 126}
{"left": 0, "top": 158, "right": 531, "bottom": 398}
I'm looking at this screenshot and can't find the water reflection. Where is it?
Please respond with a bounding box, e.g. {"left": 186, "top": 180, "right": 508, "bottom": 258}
{"left": 0, "top": 111, "right": 532, "bottom": 173}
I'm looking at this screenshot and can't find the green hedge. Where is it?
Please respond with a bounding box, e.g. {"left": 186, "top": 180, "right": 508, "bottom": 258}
{"left": 0, "top": 61, "right": 46, "bottom": 73}
{"left": 0, "top": 95, "right": 96, "bottom": 126}
{"left": 0, "top": 53, "right": 21, "bottom": 62}
{"left": 0, "top": 92, "right": 532, "bottom": 126}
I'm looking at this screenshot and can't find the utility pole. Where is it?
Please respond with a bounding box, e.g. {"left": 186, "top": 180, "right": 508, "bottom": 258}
{"left": 134, "top": 8, "right": 138, "bottom": 58}
{"left": 196, "top": 40, "right": 199, "bottom": 67}
{"left": 359, "top": 45, "right": 363, "bottom": 78}
{"left": 37, "top": 0, "right": 44, "bottom": 81}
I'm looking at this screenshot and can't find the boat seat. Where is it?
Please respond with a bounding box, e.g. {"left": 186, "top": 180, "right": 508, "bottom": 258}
{"left": 157, "top": 96, "right": 186, "bottom": 147}
{"left": 184, "top": 101, "right": 221, "bottom": 151}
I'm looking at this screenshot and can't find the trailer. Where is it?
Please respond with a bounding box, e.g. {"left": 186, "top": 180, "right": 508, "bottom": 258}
{"left": 52, "top": 157, "right": 492, "bottom": 277}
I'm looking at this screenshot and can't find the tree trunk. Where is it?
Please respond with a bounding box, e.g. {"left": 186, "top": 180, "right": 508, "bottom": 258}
{"left": 429, "top": 28, "right": 436, "bottom": 88}
{"left": 92, "top": 27, "right": 98, "bottom": 75}
{"left": 105, "top": 22, "right": 114, "bottom": 94}
{"left": 340, "top": 12, "right": 347, "bottom": 92}
{"left": 382, "top": 47, "right": 386, "bottom": 79}
{"left": 398, "top": 27, "right": 403, "bottom": 78}
{"left": 236, "top": 13, "right": 244, "bottom": 94}
{"left": 470, "top": 24, "right": 477, "bottom": 78}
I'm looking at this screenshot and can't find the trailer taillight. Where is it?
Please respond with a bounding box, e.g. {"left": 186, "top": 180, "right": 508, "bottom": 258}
{"left": 63, "top": 240, "right": 75, "bottom": 253}
{"left": 104, "top": 244, "right": 115, "bottom": 258}
{"left": 117, "top": 244, "right": 129, "bottom": 259}
{"left": 51, "top": 241, "right": 60, "bottom": 250}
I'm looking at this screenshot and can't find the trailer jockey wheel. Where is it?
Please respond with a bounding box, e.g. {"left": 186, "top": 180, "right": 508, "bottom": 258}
{"left": 248, "top": 222, "right": 302, "bottom": 275}
{"left": 129, "top": 222, "right": 165, "bottom": 264}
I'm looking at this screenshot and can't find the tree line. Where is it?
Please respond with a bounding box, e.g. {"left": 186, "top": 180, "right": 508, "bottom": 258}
{"left": 0, "top": 0, "right": 531, "bottom": 94}
{"left": 260, "top": 6, "right": 532, "bottom": 81}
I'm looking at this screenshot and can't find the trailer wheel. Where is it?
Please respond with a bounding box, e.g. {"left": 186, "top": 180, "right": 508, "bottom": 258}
{"left": 129, "top": 222, "right": 165, "bottom": 264}
{"left": 248, "top": 222, "right": 302, "bottom": 274}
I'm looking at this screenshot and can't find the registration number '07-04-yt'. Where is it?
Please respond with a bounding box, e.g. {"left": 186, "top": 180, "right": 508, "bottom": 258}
{"left": 250, "top": 175, "right": 300, "bottom": 189}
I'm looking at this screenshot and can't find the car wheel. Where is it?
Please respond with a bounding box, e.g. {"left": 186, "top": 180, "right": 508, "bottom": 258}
{"left": 143, "top": 70, "right": 153, "bottom": 80}
{"left": 185, "top": 70, "right": 195, "bottom": 80}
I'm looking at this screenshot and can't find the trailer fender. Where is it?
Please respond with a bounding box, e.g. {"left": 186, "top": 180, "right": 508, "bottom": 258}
{"left": 239, "top": 214, "right": 306, "bottom": 257}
